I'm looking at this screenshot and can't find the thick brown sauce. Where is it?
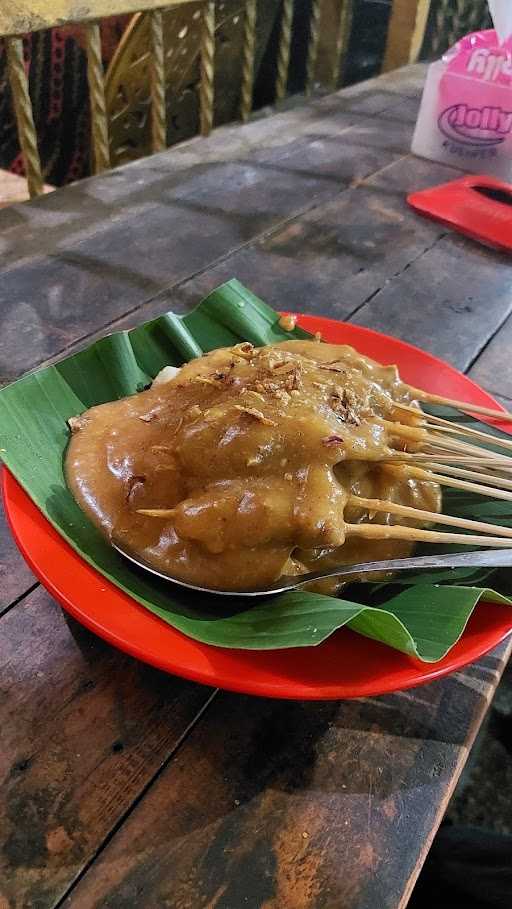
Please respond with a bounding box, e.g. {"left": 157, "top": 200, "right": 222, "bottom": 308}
{"left": 65, "top": 341, "right": 441, "bottom": 592}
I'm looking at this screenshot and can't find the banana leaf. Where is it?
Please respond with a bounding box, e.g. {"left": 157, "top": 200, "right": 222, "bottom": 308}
{"left": 1, "top": 278, "right": 511, "bottom": 662}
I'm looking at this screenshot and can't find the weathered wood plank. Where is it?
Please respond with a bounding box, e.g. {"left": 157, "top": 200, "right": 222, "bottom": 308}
{"left": 0, "top": 168, "right": 343, "bottom": 380}
{"left": 351, "top": 232, "right": 512, "bottom": 372}
{"left": 0, "top": 491, "right": 36, "bottom": 616}
{"left": 64, "top": 640, "right": 512, "bottom": 909}
{"left": 0, "top": 109, "right": 416, "bottom": 380}
{"left": 382, "top": 0, "right": 431, "bottom": 73}
{"left": 0, "top": 86, "right": 411, "bottom": 273}
{"left": 493, "top": 393, "right": 512, "bottom": 411}
{"left": 123, "top": 156, "right": 455, "bottom": 331}
{"left": 0, "top": 586, "right": 213, "bottom": 909}
{"left": 366, "top": 61, "right": 428, "bottom": 99}
{"left": 315, "top": 0, "right": 353, "bottom": 89}
{"left": 0, "top": 0, "right": 189, "bottom": 37}
{"left": 469, "top": 312, "right": 512, "bottom": 401}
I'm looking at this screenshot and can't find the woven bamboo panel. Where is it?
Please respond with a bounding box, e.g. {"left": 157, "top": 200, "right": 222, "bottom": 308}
{"left": 105, "top": 0, "right": 279, "bottom": 167}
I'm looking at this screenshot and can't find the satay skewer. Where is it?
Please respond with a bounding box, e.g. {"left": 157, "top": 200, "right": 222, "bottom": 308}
{"left": 349, "top": 495, "right": 512, "bottom": 539}
{"left": 406, "top": 387, "right": 512, "bottom": 422}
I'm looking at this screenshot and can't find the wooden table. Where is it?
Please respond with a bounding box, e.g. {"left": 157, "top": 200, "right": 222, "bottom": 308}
{"left": 1, "top": 63, "right": 511, "bottom": 909}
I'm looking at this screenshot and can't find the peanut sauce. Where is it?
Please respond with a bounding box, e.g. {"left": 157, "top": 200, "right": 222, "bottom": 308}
{"left": 65, "top": 341, "right": 441, "bottom": 592}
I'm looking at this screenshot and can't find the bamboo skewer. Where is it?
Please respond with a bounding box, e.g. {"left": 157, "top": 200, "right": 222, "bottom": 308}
{"left": 139, "top": 512, "right": 512, "bottom": 547}
{"left": 381, "top": 461, "right": 512, "bottom": 491}
{"left": 137, "top": 508, "right": 176, "bottom": 517}
{"left": 140, "top": 484, "right": 512, "bottom": 524}
{"left": 423, "top": 463, "right": 512, "bottom": 493}
{"left": 380, "top": 419, "right": 503, "bottom": 459}
{"left": 349, "top": 496, "right": 512, "bottom": 539}
{"left": 424, "top": 447, "right": 512, "bottom": 474}
{"left": 429, "top": 421, "right": 512, "bottom": 450}
{"left": 389, "top": 418, "right": 512, "bottom": 468}
{"left": 423, "top": 432, "right": 505, "bottom": 461}
{"left": 423, "top": 438, "right": 512, "bottom": 474}
{"left": 345, "top": 523, "right": 512, "bottom": 548}
{"left": 424, "top": 434, "right": 506, "bottom": 460}
{"left": 382, "top": 453, "right": 512, "bottom": 469}
{"left": 406, "top": 386, "right": 512, "bottom": 422}
{"left": 422, "top": 454, "right": 512, "bottom": 478}
{"left": 386, "top": 464, "right": 512, "bottom": 503}
{"left": 426, "top": 428, "right": 511, "bottom": 457}
{"left": 426, "top": 436, "right": 496, "bottom": 458}
{"left": 426, "top": 458, "right": 512, "bottom": 480}
{"left": 380, "top": 419, "right": 512, "bottom": 465}
{"left": 379, "top": 418, "right": 426, "bottom": 443}
{"left": 394, "top": 405, "right": 512, "bottom": 453}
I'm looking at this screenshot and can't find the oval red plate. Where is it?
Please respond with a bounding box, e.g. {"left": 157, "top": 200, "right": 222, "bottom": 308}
{"left": 4, "top": 315, "right": 512, "bottom": 699}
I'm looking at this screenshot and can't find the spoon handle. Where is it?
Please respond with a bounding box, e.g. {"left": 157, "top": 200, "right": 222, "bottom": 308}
{"left": 114, "top": 541, "right": 512, "bottom": 597}
{"left": 273, "top": 548, "right": 512, "bottom": 594}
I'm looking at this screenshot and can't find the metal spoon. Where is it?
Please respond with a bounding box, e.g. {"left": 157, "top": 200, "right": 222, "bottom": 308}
{"left": 113, "top": 544, "right": 512, "bottom": 598}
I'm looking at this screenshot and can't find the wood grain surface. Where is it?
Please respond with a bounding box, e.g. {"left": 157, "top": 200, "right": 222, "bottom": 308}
{"left": 469, "top": 312, "right": 512, "bottom": 402}
{"left": 0, "top": 492, "right": 36, "bottom": 615}
{"left": 66, "top": 645, "right": 511, "bottom": 909}
{"left": 1, "top": 64, "right": 511, "bottom": 909}
{"left": 0, "top": 86, "right": 413, "bottom": 380}
{"left": 0, "top": 587, "right": 214, "bottom": 908}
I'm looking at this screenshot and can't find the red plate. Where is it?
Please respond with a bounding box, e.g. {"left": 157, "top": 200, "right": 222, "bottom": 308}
{"left": 3, "top": 315, "right": 512, "bottom": 699}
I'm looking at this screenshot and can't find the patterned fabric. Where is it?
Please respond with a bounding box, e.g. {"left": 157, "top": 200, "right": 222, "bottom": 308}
{"left": 0, "top": 18, "right": 127, "bottom": 186}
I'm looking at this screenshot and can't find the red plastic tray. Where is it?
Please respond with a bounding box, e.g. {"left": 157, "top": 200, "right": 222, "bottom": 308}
{"left": 408, "top": 174, "right": 512, "bottom": 253}
{"left": 4, "top": 314, "right": 512, "bottom": 699}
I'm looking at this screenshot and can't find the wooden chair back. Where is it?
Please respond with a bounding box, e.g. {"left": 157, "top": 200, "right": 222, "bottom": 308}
{"left": 104, "top": 0, "right": 354, "bottom": 169}
{"left": 6, "top": 0, "right": 476, "bottom": 200}
{"left": 1, "top": 2, "right": 202, "bottom": 196}
{"left": 383, "top": 0, "right": 491, "bottom": 72}
{"left": 1, "top": 0, "right": 359, "bottom": 198}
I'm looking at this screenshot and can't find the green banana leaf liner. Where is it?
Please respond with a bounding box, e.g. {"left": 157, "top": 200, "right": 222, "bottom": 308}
{"left": 1, "top": 279, "right": 511, "bottom": 662}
